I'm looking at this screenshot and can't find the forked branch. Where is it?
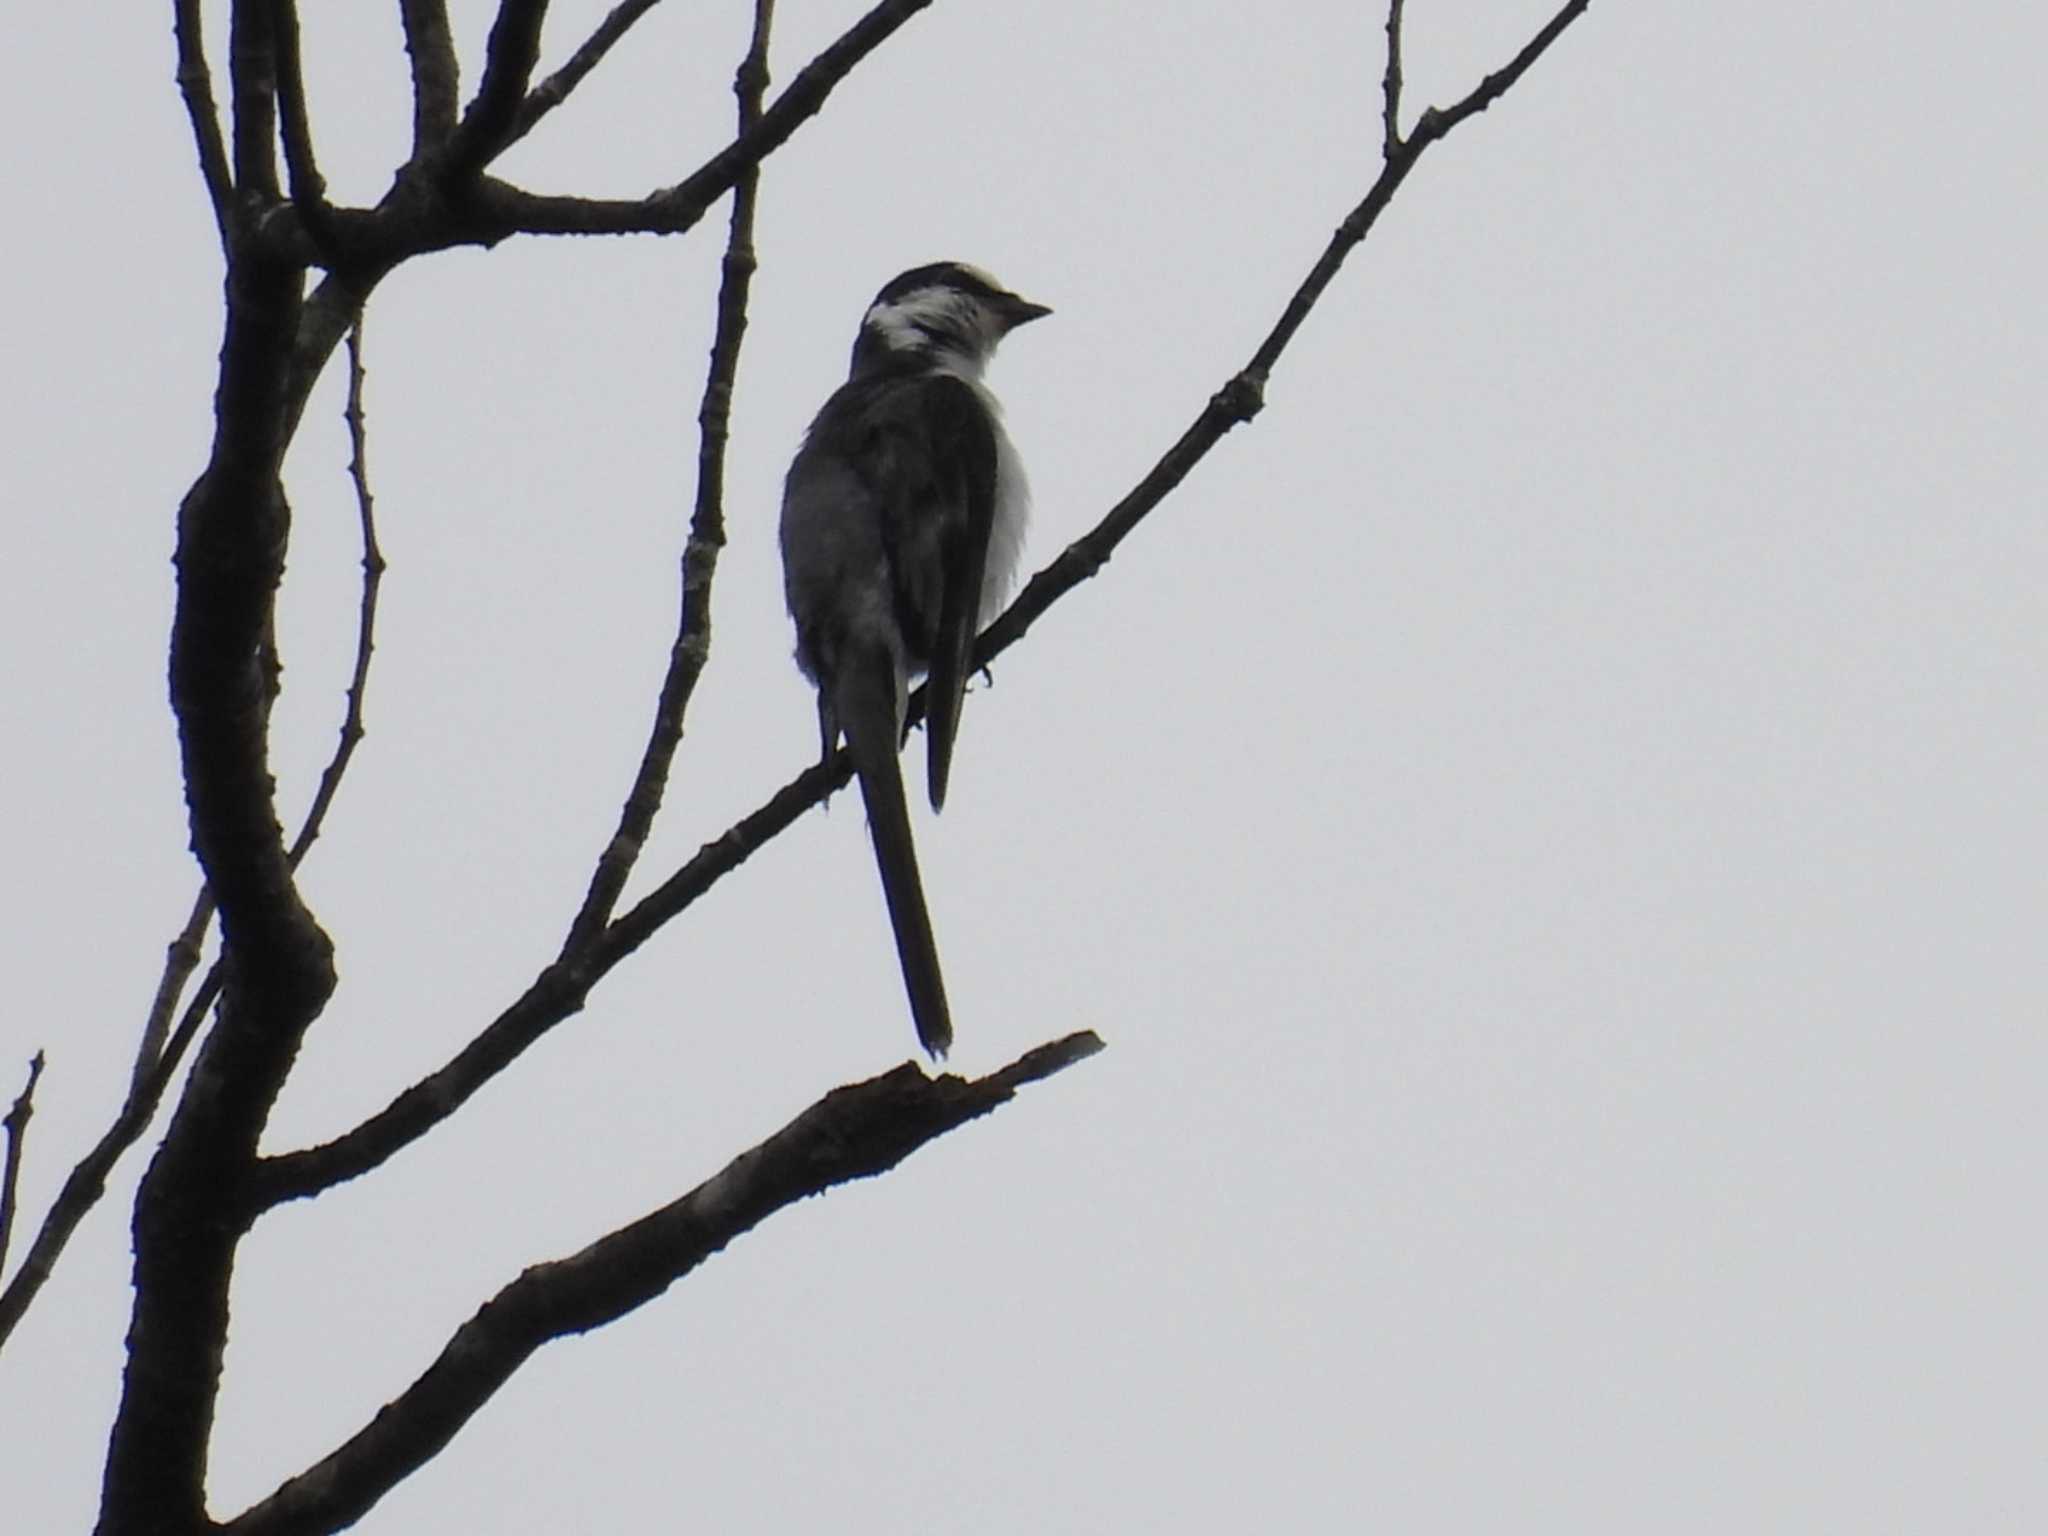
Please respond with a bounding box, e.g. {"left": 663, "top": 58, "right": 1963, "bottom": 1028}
{"left": 225, "top": 1033, "right": 1103, "bottom": 1536}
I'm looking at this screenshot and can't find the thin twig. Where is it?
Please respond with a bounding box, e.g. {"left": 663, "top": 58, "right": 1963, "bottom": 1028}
{"left": 173, "top": 0, "right": 234, "bottom": 240}
{"left": 264, "top": 0, "right": 939, "bottom": 415}
{"left": 0, "top": 987, "right": 207, "bottom": 1350}
{"left": 0, "top": 1054, "right": 46, "bottom": 1284}
{"left": 489, "top": 0, "right": 938, "bottom": 224}
{"left": 562, "top": 0, "right": 775, "bottom": 955}
{"left": 225, "top": 1031, "right": 1103, "bottom": 1536}
{"left": 129, "top": 888, "right": 215, "bottom": 1098}
{"left": 290, "top": 316, "right": 387, "bottom": 867}
{"left": 1410, "top": 0, "right": 1591, "bottom": 142}
{"left": 249, "top": 752, "right": 848, "bottom": 1207}
{"left": 0, "top": 318, "right": 387, "bottom": 1348}
{"left": 1382, "top": 0, "right": 1406, "bottom": 156}
{"left": 509, "top": 0, "right": 670, "bottom": 148}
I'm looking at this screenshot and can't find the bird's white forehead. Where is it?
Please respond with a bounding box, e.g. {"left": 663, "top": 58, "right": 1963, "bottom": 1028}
{"left": 866, "top": 281, "right": 986, "bottom": 325}
{"left": 863, "top": 285, "right": 998, "bottom": 371}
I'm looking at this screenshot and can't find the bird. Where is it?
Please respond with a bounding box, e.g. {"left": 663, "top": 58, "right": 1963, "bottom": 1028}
{"left": 779, "top": 262, "right": 1050, "bottom": 1058}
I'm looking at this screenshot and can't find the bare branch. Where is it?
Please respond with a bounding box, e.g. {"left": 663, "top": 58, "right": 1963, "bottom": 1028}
{"left": 563, "top": 0, "right": 775, "bottom": 953}
{"left": 289, "top": 317, "right": 388, "bottom": 868}
{"left": 1413, "top": 0, "right": 1591, "bottom": 143}
{"left": 250, "top": 756, "right": 847, "bottom": 1207}
{"left": 0, "top": 1054, "right": 45, "bottom": 1284}
{"left": 1246, "top": 0, "right": 1594, "bottom": 391}
{"left": 0, "top": 980, "right": 209, "bottom": 1351}
{"left": 173, "top": 0, "right": 233, "bottom": 239}
{"left": 400, "top": 0, "right": 461, "bottom": 150}
{"left": 508, "top": 0, "right": 670, "bottom": 148}
{"left": 285, "top": 275, "right": 371, "bottom": 439}
{"left": 0, "top": 324, "right": 382, "bottom": 1344}
{"left": 228, "top": 0, "right": 281, "bottom": 198}
{"left": 131, "top": 889, "right": 216, "bottom": 1098}
{"left": 1382, "top": 0, "right": 1406, "bottom": 155}
{"left": 225, "top": 1033, "right": 1103, "bottom": 1536}
{"left": 475, "top": 0, "right": 936, "bottom": 201}
{"left": 446, "top": 0, "right": 554, "bottom": 178}
{"left": 259, "top": 0, "right": 933, "bottom": 438}
{"left": 271, "top": 0, "right": 337, "bottom": 251}
{"left": 985, "top": 3, "right": 1595, "bottom": 673}
{"left": 102, "top": 178, "right": 336, "bottom": 1529}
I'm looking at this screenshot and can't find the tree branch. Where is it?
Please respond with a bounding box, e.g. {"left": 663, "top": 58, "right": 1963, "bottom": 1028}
{"left": 101, "top": 123, "right": 337, "bottom": 1520}
{"left": 271, "top": 0, "right": 337, "bottom": 252}
{"left": 225, "top": 1033, "right": 1103, "bottom": 1536}
{"left": 1410, "top": 0, "right": 1591, "bottom": 144}
{"left": 1382, "top": 0, "right": 1406, "bottom": 156}
{"left": 172, "top": 0, "right": 233, "bottom": 240}
{"left": 0, "top": 971, "right": 212, "bottom": 1353}
{"left": 131, "top": 889, "right": 216, "bottom": 1099}
{"left": 263, "top": 0, "right": 935, "bottom": 445}
{"left": 450, "top": 0, "right": 939, "bottom": 229}
{"left": 289, "top": 317, "right": 387, "bottom": 868}
{"left": 399, "top": 0, "right": 460, "bottom": 151}
{"left": 228, "top": 0, "right": 282, "bottom": 198}
{"left": 0, "top": 327, "right": 384, "bottom": 1352}
{"left": 563, "top": 0, "right": 775, "bottom": 954}
{"left": 249, "top": 758, "right": 848, "bottom": 1207}
{"left": 506, "top": 0, "right": 671, "bottom": 149}
{"left": 446, "top": 0, "right": 554, "bottom": 179}
{"left": 0, "top": 1054, "right": 45, "bottom": 1286}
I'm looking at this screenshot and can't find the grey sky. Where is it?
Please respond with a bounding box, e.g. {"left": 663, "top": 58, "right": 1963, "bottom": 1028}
{"left": 5, "top": 2, "right": 2043, "bottom": 1530}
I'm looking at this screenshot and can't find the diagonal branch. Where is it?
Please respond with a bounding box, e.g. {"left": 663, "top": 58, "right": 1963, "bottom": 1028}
{"left": 173, "top": 0, "right": 233, "bottom": 240}
{"left": 1412, "top": 0, "right": 1591, "bottom": 143}
{"left": 445, "top": 0, "right": 554, "bottom": 178}
{"left": 1242, "top": 0, "right": 1591, "bottom": 385}
{"left": 225, "top": 1032, "right": 1102, "bottom": 1536}
{"left": 563, "top": 0, "right": 775, "bottom": 954}
{"left": 482, "top": 0, "right": 937, "bottom": 213}
{"left": 0, "top": 971, "right": 213, "bottom": 1353}
{"left": 399, "top": 0, "right": 461, "bottom": 151}
{"left": 0, "top": 1053, "right": 45, "bottom": 1285}
{"left": 250, "top": 759, "right": 847, "bottom": 1207}
{"left": 131, "top": 889, "right": 216, "bottom": 1099}
{"left": 508, "top": 0, "right": 671, "bottom": 149}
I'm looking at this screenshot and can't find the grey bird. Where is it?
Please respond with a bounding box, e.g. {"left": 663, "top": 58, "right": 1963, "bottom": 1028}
{"left": 779, "top": 262, "right": 1050, "bottom": 1057}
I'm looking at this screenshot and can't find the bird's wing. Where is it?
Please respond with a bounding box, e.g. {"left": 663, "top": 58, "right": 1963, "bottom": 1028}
{"left": 915, "top": 373, "right": 1000, "bottom": 812}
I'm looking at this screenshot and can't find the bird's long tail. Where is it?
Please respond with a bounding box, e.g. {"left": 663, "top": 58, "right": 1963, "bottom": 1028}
{"left": 835, "top": 653, "right": 953, "bottom": 1058}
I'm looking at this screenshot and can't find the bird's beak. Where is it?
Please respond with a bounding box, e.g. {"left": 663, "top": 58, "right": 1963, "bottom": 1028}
{"left": 1002, "top": 295, "right": 1052, "bottom": 330}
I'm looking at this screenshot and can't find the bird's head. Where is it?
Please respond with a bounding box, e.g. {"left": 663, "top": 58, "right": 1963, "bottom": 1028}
{"left": 852, "top": 262, "right": 1051, "bottom": 379}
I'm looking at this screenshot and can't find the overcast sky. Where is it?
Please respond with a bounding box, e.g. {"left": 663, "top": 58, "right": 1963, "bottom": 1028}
{"left": 5, "top": 2, "right": 2044, "bottom": 1530}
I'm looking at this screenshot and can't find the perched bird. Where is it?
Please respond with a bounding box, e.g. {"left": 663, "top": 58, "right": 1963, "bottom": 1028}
{"left": 779, "top": 262, "right": 1050, "bottom": 1057}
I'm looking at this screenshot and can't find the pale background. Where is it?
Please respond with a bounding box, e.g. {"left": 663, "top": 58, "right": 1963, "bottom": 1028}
{"left": 4, "top": 2, "right": 2043, "bottom": 1530}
